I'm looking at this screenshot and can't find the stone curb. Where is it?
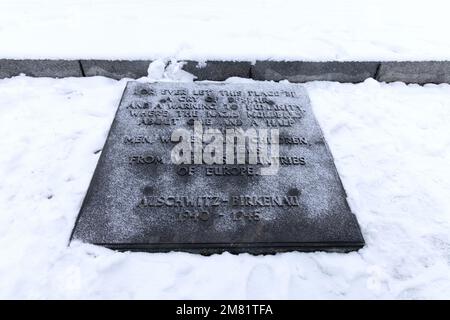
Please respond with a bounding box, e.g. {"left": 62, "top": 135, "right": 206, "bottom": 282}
{"left": 182, "top": 60, "right": 252, "bottom": 81}
{"left": 0, "top": 59, "right": 83, "bottom": 78}
{"left": 80, "top": 60, "right": 152, "bottom": 79}
{"left": 252, "top": 61, "right": 379, "bottom": 83}
{"left": 376, "top": 61, "right": 450, "bottom": 84}
{"left": 1, "top": 59, "right": 450, "bottom": 84}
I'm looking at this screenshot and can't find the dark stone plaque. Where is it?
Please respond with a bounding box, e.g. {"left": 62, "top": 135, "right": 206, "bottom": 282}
{"left": 71, "top": 82, "right": 364, "bottom": 254}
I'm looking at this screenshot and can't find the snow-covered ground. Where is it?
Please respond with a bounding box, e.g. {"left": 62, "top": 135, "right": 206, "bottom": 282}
{"left": 1, "top": 0, "right": 450, "bottom": 61}
{"left": 0, "top": 74, "right": 449, "bottom": 299}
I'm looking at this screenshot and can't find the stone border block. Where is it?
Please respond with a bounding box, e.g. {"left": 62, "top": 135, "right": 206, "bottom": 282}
{"left": 2, "top": 59, "right": 450, "bottom": 84}
{"left": 181, "top": 60, "right": 252, "bottom": 81}
{"left": 0, "top": 59, "right": 82, "bottom": 78}
{"left": 252, "top": 61, "right": 379, "bottom": 83}
{"left": 80, "top": 60, "right": 152, "bottom": 79}
{"left": 376, "top": 61, "right": 450, "bottom": 84}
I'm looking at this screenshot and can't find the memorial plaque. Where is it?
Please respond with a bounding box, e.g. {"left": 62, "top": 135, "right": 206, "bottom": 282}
{"left": 71, "top": 82, "right": 364, "bottom": 254}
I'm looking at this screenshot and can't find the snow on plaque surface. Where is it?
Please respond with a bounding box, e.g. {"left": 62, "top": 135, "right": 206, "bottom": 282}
{"left": 1, "top": 0, "right": 450, "bottom": 61}
{"left": 0, "top": 75, "right": 449, "bottom": 299}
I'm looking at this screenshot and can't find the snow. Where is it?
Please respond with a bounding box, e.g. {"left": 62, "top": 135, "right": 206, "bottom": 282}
{"left": 1, "top": 0, "right": 450, "bottom": 61}
{"left": 0, "top": 74, "right": 449, "bottom": 299}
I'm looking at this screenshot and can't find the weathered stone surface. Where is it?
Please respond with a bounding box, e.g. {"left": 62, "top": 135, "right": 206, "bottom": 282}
{"left": 0, "top": 59, "right": 82, "bottom": 78}
{"left": 181, "top": 60, "right": 251, "bottom": 81}
{"left": 2, "top": 59, "right": 450, "bottom": 84}
{"left": 377, "top": 61, "right": 450, "bottom": 84}
{"left": 70, "top": 81, "right": 364, "bottom": 254}
{"left": 80, "top": 60, "right": 152, "bottom": 79}
{"left": 252, "top": 61, "right": 378, "bottom": 83}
